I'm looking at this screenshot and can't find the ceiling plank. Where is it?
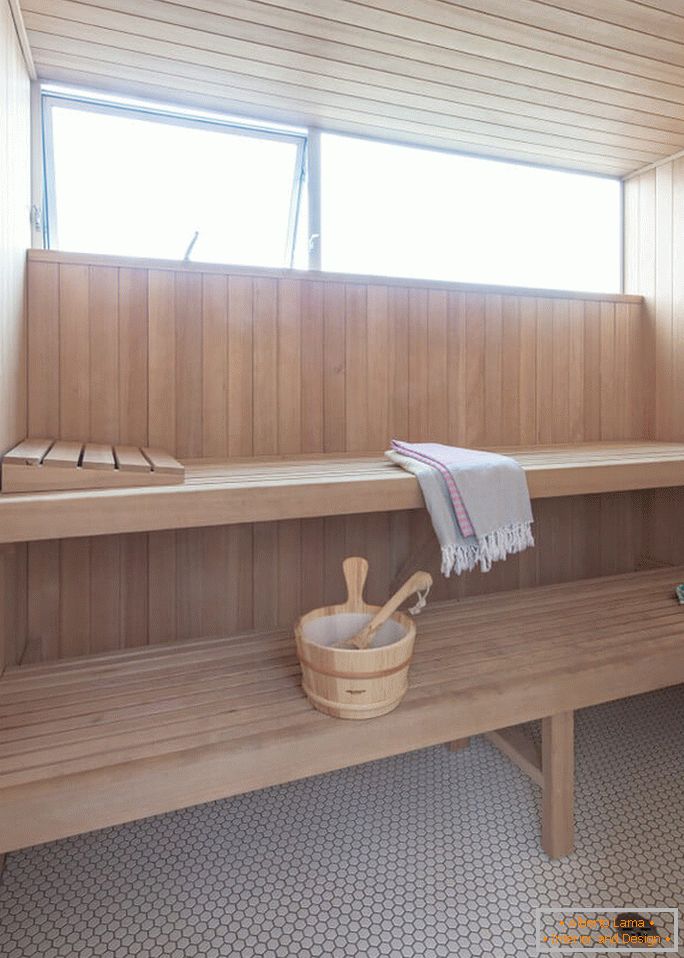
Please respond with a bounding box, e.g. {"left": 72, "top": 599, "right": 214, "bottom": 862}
{"left": 25, "top": 23, "right": 682, "bottom": 156}
{"left": 21, "top": 0, "right": 684, "bottom": 176}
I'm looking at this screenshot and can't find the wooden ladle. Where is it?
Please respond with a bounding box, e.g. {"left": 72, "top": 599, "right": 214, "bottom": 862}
{"left": 342, "top": 568, "right": 433, "bottom": 650}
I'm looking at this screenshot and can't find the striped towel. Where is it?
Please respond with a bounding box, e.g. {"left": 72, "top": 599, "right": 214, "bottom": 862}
{"left": 387, "top": 440, "right": 534, "bottom": 576}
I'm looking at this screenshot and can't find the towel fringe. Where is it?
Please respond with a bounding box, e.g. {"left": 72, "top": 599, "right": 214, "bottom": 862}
{"left": 441, "top": 522, "right": 535, "bottom": 577}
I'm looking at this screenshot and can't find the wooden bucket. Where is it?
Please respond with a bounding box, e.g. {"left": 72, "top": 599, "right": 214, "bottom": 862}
{"left": 295, "top": 558, "right": 416, "bottom": 720}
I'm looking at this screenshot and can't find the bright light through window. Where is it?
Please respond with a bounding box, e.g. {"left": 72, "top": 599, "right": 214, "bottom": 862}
{"left": 46, "top": 99, "right": 306, "bottom": 266}
{"left": 321, "top": 134, "right": 621, "bottom": 293}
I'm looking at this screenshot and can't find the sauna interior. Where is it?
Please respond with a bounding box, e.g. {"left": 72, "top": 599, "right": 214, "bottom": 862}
{"left": 1, "top": 1, "right": 684, "bottom": 955}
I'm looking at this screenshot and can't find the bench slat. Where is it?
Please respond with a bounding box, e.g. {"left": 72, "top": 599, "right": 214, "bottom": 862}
{"left": 42, "top": 441, "right": 83, "bottom": 468}
{"left": 82, "top": 444, "right": 115, "bottom": 471}
{"left": 2, "top": 439, "right": 54, "bottom": 465}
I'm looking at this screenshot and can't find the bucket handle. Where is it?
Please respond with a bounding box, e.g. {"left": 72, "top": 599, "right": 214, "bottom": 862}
{"left": 342, "top": 557, "right": 369, "bottom": 611}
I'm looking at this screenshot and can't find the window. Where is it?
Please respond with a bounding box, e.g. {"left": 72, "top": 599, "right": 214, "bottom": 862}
{"left": 43, "top": 92, "right": 306, "bottom": 267}
{"left": 320, "top": 134, "right": 621, "bottom": 294}
{"left": 42, "top": 89, "right": 622, "bottom": 294}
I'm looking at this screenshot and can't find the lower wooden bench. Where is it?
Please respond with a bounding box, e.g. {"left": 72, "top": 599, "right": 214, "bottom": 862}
{"left": 1, "top": 567, "right": 683, "bottom": 857}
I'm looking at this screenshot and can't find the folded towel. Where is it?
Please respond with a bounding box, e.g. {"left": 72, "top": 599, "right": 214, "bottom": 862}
{"left": 387, "top": 441, "right": 534, "bottom": 576}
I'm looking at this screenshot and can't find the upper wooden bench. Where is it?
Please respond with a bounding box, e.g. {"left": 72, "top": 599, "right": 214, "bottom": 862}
{"left": 1, "top": 442, "right": 684, "bottom": 544}
{"left": 2, "top": 566, "right": 683, "bottom": 856}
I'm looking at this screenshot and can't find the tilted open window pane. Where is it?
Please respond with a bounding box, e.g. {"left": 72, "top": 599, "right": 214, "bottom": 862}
{"left": 44, "top": 96, "right": 306, "bottom": 266}
{"left": 321, "top": 133, "right": 621, "bottom": 293}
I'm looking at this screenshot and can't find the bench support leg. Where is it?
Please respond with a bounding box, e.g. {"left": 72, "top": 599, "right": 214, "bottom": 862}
{"left": 485, "top": 726, "right": 542, "bottom": 786}
{"left": 447, "top": 737, "right": 471, "bottom": 752}
{"left": 541, "top": 711, "right": 574, "bottom": 859}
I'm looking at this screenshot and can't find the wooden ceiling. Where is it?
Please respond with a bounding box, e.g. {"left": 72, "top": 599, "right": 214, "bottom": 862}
{"left": 19, "top": 0, "right": 684, "bottom": 177}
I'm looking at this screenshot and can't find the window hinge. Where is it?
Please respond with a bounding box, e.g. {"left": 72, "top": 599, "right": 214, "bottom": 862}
{"left": 30, "top": 204, "right": 42, "bottom": 232}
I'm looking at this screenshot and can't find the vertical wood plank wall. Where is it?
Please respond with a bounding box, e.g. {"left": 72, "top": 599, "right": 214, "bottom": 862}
{"left": 25, "top": 250, "right": 648, "bottom": 661}
{"left": 624, "top": 157, "right": 684, "bottom": 567}
{"left": 0, "top": 0, "right": 30, "bottom": 672}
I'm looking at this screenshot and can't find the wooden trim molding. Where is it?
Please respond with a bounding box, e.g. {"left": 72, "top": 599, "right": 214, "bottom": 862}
{"left": 7, "top": 0, "right": 36, "bottom": 79}
{"left": 27, "top": 250, "right": 643, "bottom": 303}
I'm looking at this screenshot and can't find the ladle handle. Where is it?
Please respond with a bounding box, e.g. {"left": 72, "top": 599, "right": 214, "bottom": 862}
{"left": 351, "top": 570, "right": 433, "bottom": 649}
{"left": 342, "top": 556, "right": 369, "bottom": 611}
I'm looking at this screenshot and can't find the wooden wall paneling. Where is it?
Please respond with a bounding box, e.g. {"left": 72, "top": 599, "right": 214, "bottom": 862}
{"left": 300, "top": 281, "right": 324, "bottom": 453}
{"left": 175, "top": 528, "right": 204, "bottom": 641}
{"left": 464, "top": 293, "right": 486, "bottom": 446}
{"left": 407, "top": 288, "right": 428, "bottom": 442}
{"left": 623, "top": 155, "right": 684, "bottom": 568}
{"left": 501, "top": 296, "right": 521, "bottom": 445}
{"left": 277, "top": 519, "right": 301, "bottom": 625}
{"left": 613, "top": 303, "right": 629, "bottom": 439}
{"left": 175, "top": 271, "right": 203, "bottom": 459}
{"left": 570, "top": 494, "right": 602, "bottom": 581}
{"left": 147, "top": 269, "right": 176, "bottom": 451}
{"left": 228, "top": 524, "right": 254, "bottom": 634}
{"left": 58, "top": 265, "right": 90, "bottom": 439}
{"left": 277, "top": 278, "right": 302, "bottom": 455}
{"left": 227, "top": 275, "right": 254, "bottom": 457}
{"left": 88, "top": 265, "right": 119, "bottom": 441}
{"left": 0, "top": 548, "right": 15, "bottom": 671}
{"left": 322, "top": 281, "right": 346, "bottom": 452}
{"left": 535, "top": 299, "right": 554, "bottom": 445}
{"left": 147, "top": 530, "right": 176, "bottom": 644}
{"left": 581, "top": 301, "right": 601, "bottom": 441}
{"left": 27, "top": 261, "right": 59, "bottom": 437}
{"left": 173, "top": 528, "right": 192, "bottom": 641}
{"left": 252, "top": 276, "right": 278, "bottom": 456}
{"left": 426, "top": 289, "right": 448, "bottom": 444}
{"left": 13, "top": 545, "right": 28, "bottom": 663}
{"left": 517, "top": 297, "right": 537, "bottom": 446}
{"left": 26, "top": 542, "right": 59, "bottom": 663}
{"left": 252, "top": 523, "right": 278, "bottom": 630}
{"left": 598, "top": 492, "right": 640, "bottom": 577}
{"left": 672, "top": 159, "right": 684, "bottom": 446}
{"left": 345, "top": 283, "right": 369, "bottom": 451}
{"left": 364, "top": 511, "right": 392, "bottom": 606}
{"left": 552, "top": 299, "right": 571, "bottom": 445}
{"left": 300, "top": 517, "right": 325, "bottom": 615}
{"left": 118, "top": 267, "right": 148, "bottom": 445}
{"left": 446, "top": 291, "right": 466, "bottom": 446}
{"left": 199, "top": 526, "right": 228, "bottom": 637}
{"left": 59, "top": 537, "right": 90, "bottom": 657}
{"left": 323, "top": 515, "right": 348, "bottom": 606}
{"left": 0, "top": 545, "right": 28, "bottom": 669}
{"left": 598, "top": 302, "right": 616, "bottom": 439}
{"left": 201, "top": 274, "right": 228, "bottom": 458}
{"left": 388, "top": 285, "right": 409, "bottom": 443}
{"left": 366, "top": 284, "right": 390, "bottom": 450}
{"left": 89, "top": 534, "right": 120, "bottom": 653}
{"left": 23, "top": 252, "right": 650, "bottom": 659}
{"left": 483, "top": 294, "right": 504, "bottom": 445}
{"left": 567, "top": 300, "right": 584, "bottom": 442}
{"left": 120, "top": 532, "right": 148, "bottom": 648}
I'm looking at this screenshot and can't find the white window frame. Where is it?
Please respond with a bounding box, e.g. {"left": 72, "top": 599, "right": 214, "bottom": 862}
{"left": 41, "top": 91, "right": 309, "bottom": 267}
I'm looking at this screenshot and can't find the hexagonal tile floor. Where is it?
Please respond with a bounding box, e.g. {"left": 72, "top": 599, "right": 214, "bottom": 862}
{"left": 1, "top": 685, "right": 682, "bottom": 957}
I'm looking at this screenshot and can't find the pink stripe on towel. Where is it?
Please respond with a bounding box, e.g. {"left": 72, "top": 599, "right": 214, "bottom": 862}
{"left": 391, "top": 440, "right": 475, "bottom": 538}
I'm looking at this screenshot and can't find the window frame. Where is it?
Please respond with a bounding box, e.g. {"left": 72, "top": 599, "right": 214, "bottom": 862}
{"left": 41, "top": 91, "right": 308, "bottom": 267}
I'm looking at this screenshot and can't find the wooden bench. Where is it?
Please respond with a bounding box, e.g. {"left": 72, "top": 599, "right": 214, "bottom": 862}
{"left": 2, "top": 566, "right": 682, "bottom": 858}
{"left": 1, "top": 441, "right": 684, "bottom": 544}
